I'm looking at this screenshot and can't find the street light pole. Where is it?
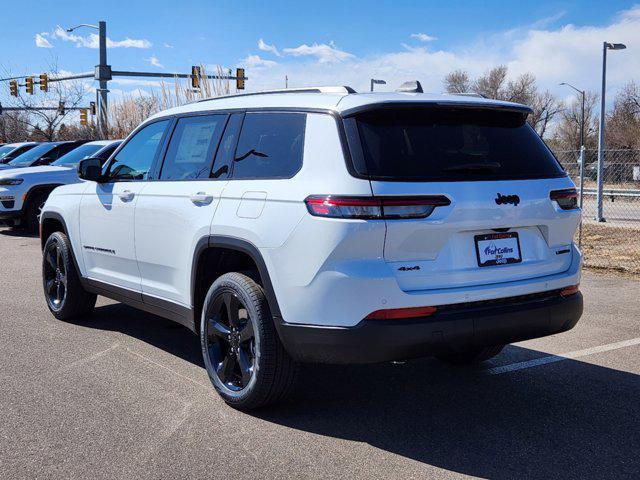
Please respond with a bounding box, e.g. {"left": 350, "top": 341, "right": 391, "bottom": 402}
{"left": 370, "top": 79, "right": 386, "bottom": 92}
{"left": 66, "top": 21, "right": 110, "bottom": 137}
{"left": 596, "top": 41, "right": 626, "bottom": 222}
{"left": 560, "top": 82, "right": 586, "bottom": 245}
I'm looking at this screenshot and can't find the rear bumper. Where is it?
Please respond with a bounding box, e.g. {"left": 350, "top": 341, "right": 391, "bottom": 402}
{"left": 276, "top": 290, "right": 583, "bottom": 364}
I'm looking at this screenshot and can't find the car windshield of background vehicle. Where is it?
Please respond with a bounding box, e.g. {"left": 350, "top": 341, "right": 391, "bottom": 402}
{"left": 352, "top": 108, "right": 566, "bottom": 181}
{"left": 8, "top": 144, "right": 53, "bottom": 167}
{"left": 0, "top": 146, "right": 15, "bottom": 159}
{"left": 52, "top": 144, "right": 103, "bottom": 168}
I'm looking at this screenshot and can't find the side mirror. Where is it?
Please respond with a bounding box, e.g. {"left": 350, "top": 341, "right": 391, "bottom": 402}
{"left": 78, "top": 157, "right": 103, "bottom": 182}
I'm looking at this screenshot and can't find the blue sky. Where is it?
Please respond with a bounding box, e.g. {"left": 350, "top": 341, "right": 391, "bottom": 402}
{"left": 1, "top": 0, "right": 639, "bottom": 104}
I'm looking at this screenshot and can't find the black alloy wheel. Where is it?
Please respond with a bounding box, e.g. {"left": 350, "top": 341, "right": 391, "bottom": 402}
{"left": 205, "top": 290, "right": 256, "bottom": 391}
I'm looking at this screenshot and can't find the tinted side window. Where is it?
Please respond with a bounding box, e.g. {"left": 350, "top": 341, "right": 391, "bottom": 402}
{"left": 106, "top": 120, "right": 170, "bottom": 181}
{"left": 51, "top": 143, "right": 79, "bottom": 159}
{"left": 233, "top": 113, "right": 306, "bottom": 179}
{"left": 160, "top": 115, "right": 226, "bottom": 180}
{"left": 212, "top": 113, "right": 243, "bottom": 179}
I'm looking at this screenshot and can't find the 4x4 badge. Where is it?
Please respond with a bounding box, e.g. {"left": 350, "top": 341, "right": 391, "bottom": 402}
{"left": 495, "top": 193, "right": 520, "bottom": 206}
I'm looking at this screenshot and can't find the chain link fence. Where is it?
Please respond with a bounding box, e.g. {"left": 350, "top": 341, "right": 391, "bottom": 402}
{"left": 555, "top": 149, "right": 640, "bottom": 274}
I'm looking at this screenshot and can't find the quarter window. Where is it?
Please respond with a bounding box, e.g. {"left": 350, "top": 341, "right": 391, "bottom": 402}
{"left": 233, "top": 113, "right": 306, "bottom": 179}
{"left": 160, "top": 115, "right": 227, "bottom": 180}
{"left": 105, "top": 120, "right": 170, "bottom": 181}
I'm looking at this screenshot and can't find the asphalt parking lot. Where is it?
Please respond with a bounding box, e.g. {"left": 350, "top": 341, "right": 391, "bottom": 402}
{"left": 0, "top": 226, "right": 638, "bottom": 480}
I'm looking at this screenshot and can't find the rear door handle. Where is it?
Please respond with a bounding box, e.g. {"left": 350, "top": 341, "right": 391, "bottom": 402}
{"left": 190, "top": 192, "right": 214, "bottom": 204}
{"left": 119, "top": 190, "right": 135, "bottom": 202}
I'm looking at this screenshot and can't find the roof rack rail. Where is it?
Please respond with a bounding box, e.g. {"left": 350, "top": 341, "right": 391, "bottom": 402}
{"left": 196, "top": 85, "right": 356, "bottom": 103}
{"left": 443, "top": 92, "right": 487, "bottom": 99}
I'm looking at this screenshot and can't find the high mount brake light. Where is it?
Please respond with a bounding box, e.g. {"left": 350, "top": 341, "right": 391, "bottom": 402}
{"left": 550, "top": 188, "right": 578, "bottom": 210}
{"left": 304, "top": 195, "right": 451, "bottom": 219}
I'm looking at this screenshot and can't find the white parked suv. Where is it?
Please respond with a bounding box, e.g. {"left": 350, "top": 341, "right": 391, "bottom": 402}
{"left": 39, "top": 86, "right": 583, "bottom": 409}
{"left": 0, "top": 140, "right": 120, "bottom": 232}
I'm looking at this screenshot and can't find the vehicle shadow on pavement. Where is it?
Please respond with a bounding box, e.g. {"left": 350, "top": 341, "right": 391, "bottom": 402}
{"left": 0, "top": 227, "right": 37, "bottom": 238}
{"left": 87, "top": 303, "right": 638, "bottom": 479}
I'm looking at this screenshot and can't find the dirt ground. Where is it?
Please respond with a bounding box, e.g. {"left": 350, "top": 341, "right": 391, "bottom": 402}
{"left": 580, "top": 223, "right": 640, "bottom": 275}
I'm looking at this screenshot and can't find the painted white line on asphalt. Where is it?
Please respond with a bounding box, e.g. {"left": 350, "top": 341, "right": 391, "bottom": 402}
{"left": 56, "top": 343, "right": 121, "bottom": 373}
{"left": 125, "top": 347, "right": 212, "bottom": 390}
{"left": 485, "top": 337, "right": 640, "bottom": 375}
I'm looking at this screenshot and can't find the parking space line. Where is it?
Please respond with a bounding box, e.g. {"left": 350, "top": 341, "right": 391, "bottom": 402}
{"left": 125, "top": 347, "right": 212, "bottom": 390}
{"left": 485, "top": 337, "right": 640, "bottom": 375}
{"left": 56, "top": 343, "right": 121, "bottom": 374}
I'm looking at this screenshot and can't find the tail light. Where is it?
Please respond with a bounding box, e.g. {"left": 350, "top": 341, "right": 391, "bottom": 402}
{"left": 550, "top": 188, "right": 578, "bottom": 210}
{"left": 365, "top": 305, "right": 437, "bottom": 320}
{"left": 560, "top": 284, "right": 580, "bottom": 297}
{"left": 304, "top": 195, "right": 450, "bottom": 220}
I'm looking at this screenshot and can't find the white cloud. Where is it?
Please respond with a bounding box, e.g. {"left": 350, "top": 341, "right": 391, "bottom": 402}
{"left": 163, "top": 43, "right": 174, "bottom": 48}
{"left": 242, "top": 54, "right": 278, "bottom": 68}
{"left": 35, "top": 33, "right": 53, "bottom": 48}
{"left": 52, "top": 26, "right": 151, "bottom": 49}
{"left": 241, "top": 5, "right": 640, "bottom": 103}
{"left": 282, "top": 42, "right": 354, "bottom": 63}
{"left": 410, "top": 33, "right": 437, "bottom": 42}
{"left": 145, "top": 55, "right": 164, "bottom": 68}
{"left": 258, "top": 39, "right": 281, "bottom": 56}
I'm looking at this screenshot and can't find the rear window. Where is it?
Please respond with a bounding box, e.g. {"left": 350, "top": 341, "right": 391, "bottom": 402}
{"left": 347, "top": 107, "right": 565, "bottom": 181}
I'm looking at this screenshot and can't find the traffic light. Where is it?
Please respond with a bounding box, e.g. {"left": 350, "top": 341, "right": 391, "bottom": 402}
{"left": 90, "top": 101, "right": 96, "bottom": 116}
{"left": 191, "top": 65, "right": 201, "bottom": 89}
{"left": 57, "top": 101, "right": 65, "bottom": 115}
{"left": 9, "top": 80, "right": 18, "bottom": 97}
{"left": 79, "top": 109, "right": 88, "bottom": 126}
{"left": 39, "top": 73, "right": 48, "bottom": 92}
{"left": 236, "top": 68, "right": 245, "bottom": 90}
{"left": 25, "top": 77, "right": 34, "bottom": 95}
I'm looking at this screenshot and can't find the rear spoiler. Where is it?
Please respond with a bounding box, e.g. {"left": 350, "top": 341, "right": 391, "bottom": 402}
{"left": 340, "top": 101, "right": 533, "bottom": 118}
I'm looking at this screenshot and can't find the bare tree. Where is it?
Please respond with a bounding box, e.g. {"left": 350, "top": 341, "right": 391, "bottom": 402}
{"left": 443, "top": 70, "right": 472, "bottom": 93}
{"left": 553, "top": 91, "right": 599, "bottom": 150}
{"left": 607, "top": 81, "right": 640, "bottom": 150}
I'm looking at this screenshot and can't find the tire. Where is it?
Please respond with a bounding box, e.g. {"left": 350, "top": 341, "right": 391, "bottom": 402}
{"left": 42, "top": 231, "right": 97, "bottom": 320}
{"left": 26, "top": 191, "right": 48, "bottom": 234}
{"left": 200, "top": 272, "right": 298, "bottom": 410}
{"left": 435, "top": 345, "right": 505, "bottom": 365}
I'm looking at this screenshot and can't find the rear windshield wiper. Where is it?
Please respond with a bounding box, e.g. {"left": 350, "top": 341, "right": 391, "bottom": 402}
{"left": 442, "top": 162, "right": 501, "bottom": 172}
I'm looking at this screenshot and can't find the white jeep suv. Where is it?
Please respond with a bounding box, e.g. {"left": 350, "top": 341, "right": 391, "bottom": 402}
{"left": 39, "top": 86, "right": 583, "bottom": 409}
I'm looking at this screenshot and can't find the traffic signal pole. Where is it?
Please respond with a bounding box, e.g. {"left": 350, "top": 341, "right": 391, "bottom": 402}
{"left": 1, "top": 19, "right": 248, "bottom": 134}
{"left": 97, "top": 21, "right": 109, "bottom": 137}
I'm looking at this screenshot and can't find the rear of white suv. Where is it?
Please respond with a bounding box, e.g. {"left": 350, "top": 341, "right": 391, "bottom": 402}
{"left": 39, "top": 89, "right": 582, "bottom": 409}
{"left": 272, "top": 101, "right": 581, "bottom": 364}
